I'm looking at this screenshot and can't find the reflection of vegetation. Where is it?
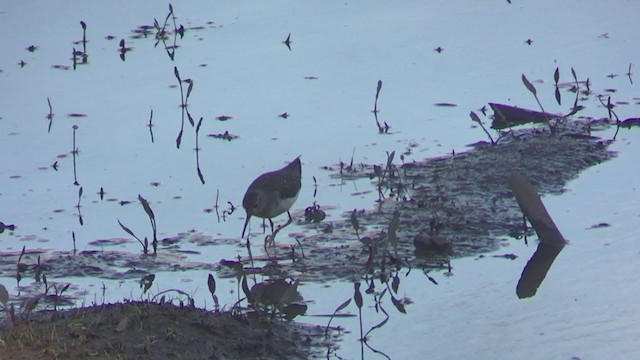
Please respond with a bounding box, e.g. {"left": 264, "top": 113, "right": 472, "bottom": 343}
{"left": 244, "top": 278, "right": 307, "bottom": 320}
{"left": 372, "top": 80, "right": 391, "bottom": 134}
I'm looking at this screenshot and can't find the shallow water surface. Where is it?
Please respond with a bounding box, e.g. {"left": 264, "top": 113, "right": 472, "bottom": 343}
{"left": 1, "top": 1, "right": 639, "bottom": 359}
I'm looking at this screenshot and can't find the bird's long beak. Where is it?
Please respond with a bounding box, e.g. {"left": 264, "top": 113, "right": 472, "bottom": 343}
{"left": 241, "top": 213, "right": 251, "bottom": 238}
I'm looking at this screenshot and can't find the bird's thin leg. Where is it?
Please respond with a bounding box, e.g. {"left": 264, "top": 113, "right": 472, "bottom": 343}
{"left": 269, "top": 218, "right": 275, "bottom": 233}
{"left": 287, "top": 211, "right": 292, "bottom": 221}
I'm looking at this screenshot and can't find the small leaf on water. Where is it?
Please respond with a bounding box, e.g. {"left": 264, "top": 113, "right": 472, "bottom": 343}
{"left": 186, "top": 80, "right": 194, "bottom": 99}
{"left": 78, "top": 186, "right": 83, "bottom": 198}
{"left": 427, "top": 274, "right": 438, "bottom": 285}
{"left": 571, "top": 67, "right": 577, "bottom": 82}
{"left": 368, "top": 316, "right": 389, "bottom": 333}
{"left": 0, "top": 284, "right": 9, "bottom": 305}
{"left": 521, "top": 74, "right": 537, "bottom": 95}
{"left": 555, "top": 87, "right": 561, "bottom": 106}
{"left": 554, "top": 67, "right": 560, "bottom": 84}
{"left": 176, "top": 129, "right": 183, "bottom": 148}
{"left": 375, "top": 80, "right": 383, "bottom": 102}
{"left": 196, "top": 117, "right": 203, "bottom": 132}
{"left": 354, "top": 282, "right": 363, "bottom": 309}
{"left": 60, "top": 283, "right": 71, "bottom": 294}
{"left": 187, "top": 112, "right": 195, "bottom": 127}
{"left": 80, "top": 21, "right": 86, "bottom": 30}
{"left": 174, "top": 66, "right": 181, "bottom": 82}
{"left": 197, "top": 167, "right": 205, "bottom": 185}
{"left": 117, "top": 219, "right": 137, "bottom": 238}
{"left": 391, "top": 295, "right": 406, "bottom": 314}
{"left": 335, "top": 298, "right": 352, "bottom": 312}
{"left": 469, "top": 111, "right": 482, "bottom": 124}
{"left": 392, "top": 274, "right": 400, "bottom": 294}
{"left": 207, "top": 274, "right": 216, "bottom": 296}
{"left": 138, "top": 195, "right": 155, "bottom": 221}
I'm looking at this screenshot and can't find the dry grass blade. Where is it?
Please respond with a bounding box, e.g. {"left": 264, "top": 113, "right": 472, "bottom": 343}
{"left": 521, "top": 74, "right": 537, "bottom": 95}
{"left": 115, "top": 316, "right": 130, "bottom": 333}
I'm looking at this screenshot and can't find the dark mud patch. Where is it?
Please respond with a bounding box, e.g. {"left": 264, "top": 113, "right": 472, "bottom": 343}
{"left": 0, "top": 301, "right": 334, "bottom": 360}
{"left": 218, "top": 121, "right": 616, "bottom": 282}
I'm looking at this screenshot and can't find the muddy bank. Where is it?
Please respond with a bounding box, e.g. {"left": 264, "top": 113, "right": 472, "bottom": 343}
{"left": 0, "top": 301, "right": 333, "bottom": 360}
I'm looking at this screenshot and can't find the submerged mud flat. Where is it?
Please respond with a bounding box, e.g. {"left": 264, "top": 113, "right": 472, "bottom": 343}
{"left": 0, "top": 121, "right": 617, "bottom": 289}
{"left": 235, "top": 120, "right": 617, "bottom": 282}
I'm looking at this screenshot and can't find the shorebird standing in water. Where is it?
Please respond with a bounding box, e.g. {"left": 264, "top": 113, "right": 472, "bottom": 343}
{"left": 241, "top": 156, "right": 301, "bottom": 239}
